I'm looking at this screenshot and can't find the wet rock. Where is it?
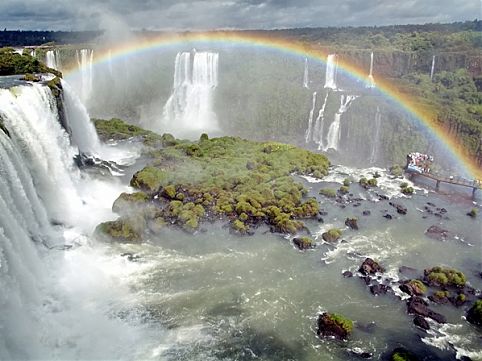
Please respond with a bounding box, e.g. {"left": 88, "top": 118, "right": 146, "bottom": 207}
{"left": 389, "top": 201, "right": 407, "bottom": 215}
{"left": 399, "top": 280, "right": 427, "bottom": 296}
{"left": 345, "top": 217, "right": 359, "bottom": 230}
{"left": 377, "top": 193, "right": 389, "bottom": 201}
{"left": 317, "top": 312, "right": 353, "bottom": 340}
{"left": 292, "top": 237, "right": 315, "bottom": 250}
{"left": 317, "top": 216, "right": 324, "bottom": 223}
{"left": 407, "top": 297, "right": 446, "bottom": 323}
{"left": 121, "top": 252, "right": 140, "bottom": 262}
{"left": 362, "top": 210, "right": 371, "bottom": 216}
{"left": 383, "top": 213, "right": 393, "bottom": 220}
{"left": 389, "top": 347, "right": 420, "bottom": 361}
{"left": 319, "top": 210, "right": 328, "bottom": 216}
{"left": 427, "top": 202, "right": 436, "bottom": 207}
{"left": 359, "top": 258, "right": 384, "bottom": 275}
{"left": 425, "top": 225, "right": 451, "bottom": 241}
{"left": 370, "top": 284, "right": 389, "bottom": 296}
{"left": 466, "top": 300, "right": 482, "bottom": 326}
{"left": 342, "top": 270, "right": 354, "bottom": 278}
{"left": 413, "top": 315, "right": 430, "bottom": 330}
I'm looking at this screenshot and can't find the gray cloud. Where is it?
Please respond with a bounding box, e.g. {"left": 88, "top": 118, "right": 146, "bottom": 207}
{"left": 0, "top": 0, "right": 479, "bottom": 30}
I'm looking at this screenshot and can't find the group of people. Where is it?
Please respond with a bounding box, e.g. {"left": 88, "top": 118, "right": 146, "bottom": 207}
{"left": 406, "top": 152, "right": 433, "bottom": 174}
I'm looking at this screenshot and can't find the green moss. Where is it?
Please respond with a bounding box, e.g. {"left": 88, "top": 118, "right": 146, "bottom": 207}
{"left": 434, "top": 290, "right": 450, "bottom": 299}
{"left": 93, "top": 118, "right": 164, "bottom": 146}
{"left": 339, "top": 185, "right": 350, "bottom": 194}
{"left": 161, "top": 185, "right": 177, "bottom": 199}
{"left": 468, "top": 208, "right": 478, "bottom": 218}
{"left": 293, "top": 236, "right": 315, "bottom": 249}
{"left": 322, "top": 228, "right": 342, "bottom": 242}
{"left": 367, "top": 178, "right": 378, "bottom": 187}
{"left": 330, "top": 313, "right": 353, "bottom": 334}
{"left": 232, "top": 219, "right": 249, "bottom": 234}
{"left": 112, "top": 192, "right": 149, "bottom": 214}
{"left": 21, "top": 73, "right": 40, "bottom": 82}
{"left": 408, "top": 279, "right": 427, "bottom": 294}
{"left": 424, "top": 266, "right": 466, "bottom": 287}
{"left": 391, "top": 348, "right": 419, "bottom": 361}
{"left": 319, "top": 188, "right": 337, "bottom": 198}
{"left": 130, "top": 167, "right": 169, "bottom": 192}
{"left": 343, "top": 178, "right": 351, "bottom": 187}
{"left": 390, "top": 165, "right": 404, "bottom": 177}
{"left": 96, "top": 216, "right": 144, "bottom": 242}
{"left": 467, "top": 300, "right": 482, "bottom": 326}
{"left": 401, "top": 186, "right": 414, "bottom": 194}
{"left": 0, "top": 47, "right": 62, "bottom": 77}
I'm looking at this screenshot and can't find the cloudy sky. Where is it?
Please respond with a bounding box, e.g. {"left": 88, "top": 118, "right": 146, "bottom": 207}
{"left": 1, "top": 0, "right": 480, "bottom": 31}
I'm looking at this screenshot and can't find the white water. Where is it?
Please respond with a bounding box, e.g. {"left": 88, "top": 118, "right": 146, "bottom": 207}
{"left": 369, "top": 106, "right": 382, "bottom": 164}
{"left": 324, "top": 54, "right": 338, "bottom": 90}
{"left": 45, "top": 50, "right": 60, "bottom": 70}
{"left": 160, "top": 51, "right": 219, "bottom": 136}
{"left": 0, "top": 82, "right": 158, "bottom": 359}
{"left": 313, "top": 92, "right": 330, "bottom": 150}
{"left": 324, "top": 94, "right": 357, "bottom": 151}
{"left": 366, "top": 52, "right": 375, "bottom": 88}
{"left": 430, "top": 55, "right": 436, "bottom": 80}
{"left": 76, "top": 49, "right": 94, "bottom": 103}
{"left": 304, "top": 91, "right": 317, "bottom": 142}
{"left": 303, "top": 57, "right": 309, "bottom": 88}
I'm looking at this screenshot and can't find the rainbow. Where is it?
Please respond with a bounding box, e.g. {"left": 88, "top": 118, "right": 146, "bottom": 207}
{"left": 64, "top": 31, "right": 481, "bottom": 179}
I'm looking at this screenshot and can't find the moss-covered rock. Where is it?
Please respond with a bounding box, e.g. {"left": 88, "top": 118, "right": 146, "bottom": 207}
{"left": 339, "top": 185, "right": 350, "bottom": 194}
{"left": 466, "top": 300, "right": 482, "bottom": 326}
{"left": 319, "top": 188, "right": 337, "bottom": 198}
{"left": 359, "top": 177, "right": 377, "bottom": 188}
{"left": 400, "top": 279, "right": 427, "bottom": 296}
{"left": 390, "top": 165, "right": 404, "bottom": 177}
{"left": 390, "top": 348, "right": 419, "bottom": 361}
{"left": 96, "top": 216, "right": 144, "bottom": 243}
{"left": 93, "top": 118, "right": 164, "bottom": 146}
{"left": 292, "top": 236, "right": 315, "bottom": 250}
{"left": 322, "top": 228, "right": 342, "bottom": 243}
{"left": 112, "top": 192, "right": 149, "bottom": 214}
{"left": 467, "top": 207, "right": 478, "bottom": 218}
{"left": 130, "top": 167, "right": 169, "bottom": 192}
{"left": 424, "top": 266, "right": 466, "bottom": 288}
{"left": 317, "top": 312, "right": 353, "bottom": 340}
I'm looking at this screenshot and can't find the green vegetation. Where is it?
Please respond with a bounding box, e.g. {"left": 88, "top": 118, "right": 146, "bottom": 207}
{"left": 96, "top": 216, "right": 144, "bottom": 243}
{"left": 467, "top": 300, "right": 482, "bottom": 326}
{"left": 319, "top": 188, "right": 337, "bottom": 198}
{"left": 292, "top": 236, "right": 315, "bottom": 250}
{"left": 330, "top": 313, "right": 353, "bottom": 334}
{"left": 400, "top": 182, "right": 414, "bottom": 195}
{"left": 390, "top": 348, "right": 419, "bottom": 361}
{"left": 359, "top": 177, "right": 378, "bottom": 188}
{"left": 0, "top": 47, "right": 61, "bottom": 77}
{"left": 339, "top": 185, "right": 349, "bottom": 194}
{"left": 407, "top": 279, "right": 427, "bottom": 295}
{"left": 467, "top": 207, "right": 478, "bottom": 218}
{"left": 343, "top": 178, "right": 351, "bottom": 187}
{"left": 322, "top": 228, "right": 342, "bottom": 243}
{"left": 390, "top": 165, "right": 404, "bottom": 177}
{"left": 424, "top": 266, "right": 466, "bottom": 288}
{"left": 96, "top": 128, "right": 330, "bottom": 238}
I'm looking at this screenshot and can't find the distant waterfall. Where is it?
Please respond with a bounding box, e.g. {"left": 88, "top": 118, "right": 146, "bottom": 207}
{"left": 161, "top": 51, "right": 219, "bottom": 136}
{"left": 366, "top": 52, "right": 375, "bottom": 88}
{"left": 324, "top": 54, "right": 338, "bottom": 90}
{"left": 76, "top": 49, "right": 94, "bottom": 102}
{"left": 313, "top": 93, "right": 330, "bottom": 150}
{"left": 45, "top": 50, "right": 61, "bottom": 70}
{"left": 107, "top": 49, "right": 113, "bottom": 76}
{"left": 324, "top": 94, "right": 358, "bottom": 151}
{"left": 430, "top": 55, "right": 436, "bottom": 80}
{"left": 304, "top": 92, "right": 317, "bottom": 142}
{"left": 369, "top": 106, "right": 382, "bottom": 164}
{"left": 303, "top": 58, "right": 309, "bottom": 88}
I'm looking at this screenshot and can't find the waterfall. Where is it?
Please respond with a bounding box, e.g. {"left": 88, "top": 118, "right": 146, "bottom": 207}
{"left": 369, "top": 106, "right": 382, "bottom": 164}
{"left": 324, "top": 94, "right": 358, "bottom": 151}
{"left": 303, "top": 58, "right": 309, "bottom": 88}
{"left": 366, "top": 52, "right": 376, "bottom": 88}
{"left": 324, "top": 54, "right": 338, "bottom": 90}
{"left": 313, "top": 92, "right": 330, "bottom": 150}
{"left": 304, "top": 92, "right": 317, "bottom": 142}
{"left": 108, "top": 49, "right": 113, "bottom": 76}
{"left": 76, "top": 49, "right": 94, "bottom": 102}
{"left": 161, "top": 51, "right": 219, "bottom": 136}
{"left": 45, "top": 50, "right": 61, "bottom": 70}
{"left": 430, "top": 55, "right": 436, "bottom": 80}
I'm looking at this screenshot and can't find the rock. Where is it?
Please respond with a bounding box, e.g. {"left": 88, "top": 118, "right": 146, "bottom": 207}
{"left": 362, "top": 210, "right": 371, "bottom": 216}
{"left": 407, "top": 297, "right": 446, "bottom": 323}
{"left": 413, "top": 315, "right": 430, "bottom": 330}
{"left": 466, "top": 300, "right": 482, "bottom": 326}
{"left": 359, "top": 258, "right": 384, "bottom": 275}
{"left": 425, "top": 225, "right": 451, "bottom": 241}
{"left": 292, "top": 237, "right": 315, "bottom": 250}
{"left": 317, "top": 312, "right": 353, "bottom": 340}
{"left": 377, "top": 193, "right": 389, "bottom": 201}
{"left": 390, "top": 347, "right": 420, "bottom": 361}
{"left": 383, "top": 213, "right": 393, "bottom": 219}
{"left": 345, "top": 217, "right": 359, "bottom": 230}
{"left": 389, "top": 201, "right": 407, "bottom": 215}
{"left": 322, "top": 228, "right": 342, "bottom": 243}
{"left": 317, "top": 216, "right": 324, "bottom": 223}
{"left": 427, "top": 202, "right": 436, "bottom": 207}
{"left": 429, "top": 291, "right": 450, "bottom": 304}
{"left": 120, "top": 252, "right": 140, "bottom": 262}
{"left": 349, "top": 348, "right": 373, "bottom": 359}
{"left": 399, "top": 280, "right": 427, "bottom": 296}
{"left": 370, "top": 284, "right": 389, "bottom": 296}
{"left": 342, "top": 270, "right": 354, "bottom": 278}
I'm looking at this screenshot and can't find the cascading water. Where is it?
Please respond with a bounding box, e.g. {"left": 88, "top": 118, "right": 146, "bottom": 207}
{"left": 303, "top": 57, "right": 309, "bottom": 88}
{"left": 324, "top": 94, "right": 358, "bottom": 151}
{"left": 160, "top": 50, "right": 219, "bottom": 136}
{"left": 45, "top": 50, "right": 60, "bottom": 70}
{"left": 76, "top": 49, "right": 94, "bottom": 103}
{"left": 430, "top": 55, "right": 436, "bottom": 80}
{"left": 313, "top": 92, "right": 330, "bottom": 150}
{"left": 366, "top": 52, "right": 375, "bottom": 88}
{"left": 324, "top": 54, "right": 338, "bottom": 90}
{"left": 304, "top": 92, "right": 317, "bottom": 142}
{"left": 369, "top": 106, "right": 382, "bottom": 164}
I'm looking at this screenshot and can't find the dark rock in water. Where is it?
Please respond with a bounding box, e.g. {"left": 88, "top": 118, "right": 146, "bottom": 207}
{"left": 389, "top": 347, "right": 420, "bottom": 361}
{"left": 413, "top": 315, "right": 430, "bottom": 330}
{"left": 370, "top": 284, "right": 389, "bottom": 296}
{"left": 399, "top": 266, "right": 418, "bottom": 275}
{"left": 389, "top": 201, "right": 407, "bottom": 215}
{"left": 319, "top": 210, "right": 328, "bottom": 216}
{"left": 292, "top": 237, "right": 315, "bottom": 250}
{"left": 383, "top": 213, "right": 393, "bottom": 220}
{"left": 121, "top": 252, "right": 140, "bottom": 262}
{"left": 466, "top": 300, "right": 482, "bottom": 326}
{"left": 407, "top": 297, "right": 446, "bottom": 323}
{"left": 427, "top": 202, "right": 436, "bottom": 207}
{"left": 399, "top": 280, "right": 427, "bottom": 296}
{"left": 425, "top": 225, "right": 451, "bottom": 241}
{"left": 317, "top": 312, "right": 353, "bottom": 340}
{"left": 342, "top": 270, "right": 354, "bottom": 278}
{"left": 345, "top": 217, "right": 359, "bottom": 230}
{"left": 377, "top": 193, "right": 389, "bottom": 201}
{"left": 429, "top": 291, "right": 450, "bottom": 304}
{"left": 317, "top": 216, "right": 324, "bottom": 223}
{"left": 460, "top": 357, "right": 473, "bottom": 361}
{"left": 362, "top": 210, "right": 371, "bottom": 216}
{"left": 359, "top": 258, "right": 384, "bottom": 275}
{"left": 353, "top": 202, "right": 361, "bottom": 207}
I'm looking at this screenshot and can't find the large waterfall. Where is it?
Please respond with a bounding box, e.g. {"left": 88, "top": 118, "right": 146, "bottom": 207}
{"left": 324, "top": 54, "right": 337, "bottom": 90}
{"left": 369, "top": 106, "right": 382, "bottom": 164}
{"left": 45, "top": 50, "right": 61, "bottom": 70}
{"left": 324, "top": 94, "right": 357, "bottom": 151}
{"left": 313, "top": 93, "right": 330, "bottom": 149}
{"left": 303, "top": 58, "right": 309, "bottom": 88}
{"left": 76, "top": 49, "right": 94, "bottom": 103}
{"left": 160, "top": 51, "right": 219, "bottom": 136}
{"left": 304, "top": 91, "right": 317, "bottom": 142}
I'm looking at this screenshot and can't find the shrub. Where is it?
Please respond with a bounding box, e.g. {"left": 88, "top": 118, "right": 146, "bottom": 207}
{"left": 319, "top": 188, "right": 337, "bottom": 198}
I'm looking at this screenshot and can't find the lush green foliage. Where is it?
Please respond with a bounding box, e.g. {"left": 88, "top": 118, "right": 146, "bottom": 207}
{"left": 424, "top": 266, "right": 466, "bottom": 287}
{"left": 0, "top": 47, "right": 61, "bottom": 76}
